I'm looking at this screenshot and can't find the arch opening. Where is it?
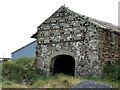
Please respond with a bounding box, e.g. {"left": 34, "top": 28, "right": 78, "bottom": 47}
{"left": 52, "top": 55, "right": 75, "bottom": 76}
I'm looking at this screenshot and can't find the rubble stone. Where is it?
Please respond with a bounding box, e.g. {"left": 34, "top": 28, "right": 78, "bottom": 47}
{"left": 71, "top": 80, "right": 113, "bottom": 88}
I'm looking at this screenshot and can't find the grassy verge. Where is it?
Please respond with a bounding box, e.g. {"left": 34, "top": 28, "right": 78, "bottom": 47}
{"left": 1, "top": 58, "right": 119, "bottom": 88}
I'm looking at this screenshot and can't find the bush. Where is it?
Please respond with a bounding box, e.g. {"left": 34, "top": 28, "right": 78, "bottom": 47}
{"left": 103, "top": 60, "right": 120, "bottom": 81}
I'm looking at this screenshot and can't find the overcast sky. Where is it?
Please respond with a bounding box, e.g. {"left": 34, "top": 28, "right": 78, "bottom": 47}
{"left": 0, "top": 0, "right": 119, "bottom": 58}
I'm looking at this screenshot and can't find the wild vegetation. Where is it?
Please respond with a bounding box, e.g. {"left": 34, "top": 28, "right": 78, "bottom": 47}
{"left": 103, "top": 60, "right": 120, "bottom": 82}
{"left": 1, "top": 58, "right": 120, "bottom": 88}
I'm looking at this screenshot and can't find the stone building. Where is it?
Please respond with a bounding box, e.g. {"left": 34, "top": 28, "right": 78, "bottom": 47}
{"left": 31, "top": 6, "right": 120, "bottom": 77}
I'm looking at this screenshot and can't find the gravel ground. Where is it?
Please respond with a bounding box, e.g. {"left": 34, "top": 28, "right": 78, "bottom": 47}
{"left": 70, "top": 80, "right": 113, "bottom": 89}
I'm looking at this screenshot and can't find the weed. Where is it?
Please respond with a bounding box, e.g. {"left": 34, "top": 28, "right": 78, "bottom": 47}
{"left": 63, "top": 79, "right": 69, "bottom": 85}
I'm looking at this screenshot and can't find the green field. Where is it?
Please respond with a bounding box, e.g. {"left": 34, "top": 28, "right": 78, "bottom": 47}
{"left": 1, "top": 58, "right": 119, "bottom": 88}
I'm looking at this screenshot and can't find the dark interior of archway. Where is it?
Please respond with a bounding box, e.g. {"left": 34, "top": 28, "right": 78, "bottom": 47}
{"left": 53, "top": 55, "right": 75, "bottom": 76}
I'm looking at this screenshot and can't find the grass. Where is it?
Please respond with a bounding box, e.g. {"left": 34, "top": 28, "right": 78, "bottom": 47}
{"left": 2, "top": 58, "right": 38, "bottom": 84}
{"left": 1, "top": 57, "right": 120, "bottom": 89}
{"left": 2, "top": 73, "right": 119, "bottom": 88}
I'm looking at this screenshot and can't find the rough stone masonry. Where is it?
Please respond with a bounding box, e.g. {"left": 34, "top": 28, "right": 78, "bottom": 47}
{"left": 31, "top": 6, "right": 120, "bottom": 77}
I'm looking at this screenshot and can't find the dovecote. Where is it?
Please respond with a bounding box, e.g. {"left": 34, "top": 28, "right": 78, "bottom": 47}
{"left": 31, "top": 6, "right": 120, "bottom": 78}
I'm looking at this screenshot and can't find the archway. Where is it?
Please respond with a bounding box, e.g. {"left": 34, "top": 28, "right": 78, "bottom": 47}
{"left": 52, "top": 55, "right": 75, "bottom": 76}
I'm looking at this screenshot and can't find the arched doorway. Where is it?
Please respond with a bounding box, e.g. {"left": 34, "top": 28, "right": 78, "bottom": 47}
{"left": 52, "top": 55, "right": 75, "bottom": 76}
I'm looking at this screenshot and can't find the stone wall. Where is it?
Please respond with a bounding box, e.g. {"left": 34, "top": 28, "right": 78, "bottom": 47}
{"left": 35, "top": 23, "right": 104, "bottom": 77}
{"left": 100, "top": 30, "right": 120, "bottom": 65}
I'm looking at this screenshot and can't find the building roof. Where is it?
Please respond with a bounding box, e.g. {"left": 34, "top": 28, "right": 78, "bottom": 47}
{"left": 31, "top": 6, "right": 120, "bottom": 38}
{"left": 66, "top": 6, "right": 119, "bottom": 33}
{"left": 12, "top": 40, "right": 37, "bottom": 54}
{"left": 89, "top": 18, "right": 119, "bottom": 33}
{"left": 66, "top": 6, "right": 120, "bottom": 33}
